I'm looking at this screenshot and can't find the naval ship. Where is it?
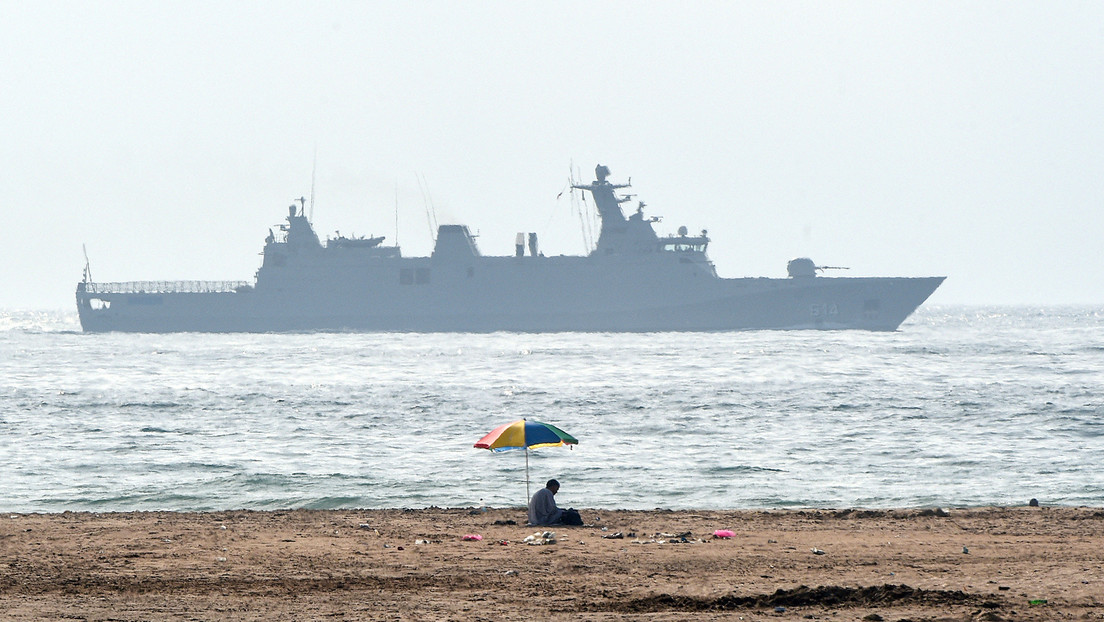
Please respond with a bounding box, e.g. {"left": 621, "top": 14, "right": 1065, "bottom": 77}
{"left": 76, "top": 165, "right": 944, "bottom": 332}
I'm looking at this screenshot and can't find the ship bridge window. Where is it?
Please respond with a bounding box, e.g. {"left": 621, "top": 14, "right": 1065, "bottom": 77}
{"left": 400, "top": 267, "right": 432, "bottom": 285}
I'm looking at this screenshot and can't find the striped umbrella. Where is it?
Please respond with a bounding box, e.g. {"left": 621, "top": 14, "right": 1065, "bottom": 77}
{"left": 474, "top": 418, "right": 578, "bottom": 501}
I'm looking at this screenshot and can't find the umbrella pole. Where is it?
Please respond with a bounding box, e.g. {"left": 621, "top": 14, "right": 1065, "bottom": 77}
{"left": 525, "top": 448, "right": 530, "bottom": 503}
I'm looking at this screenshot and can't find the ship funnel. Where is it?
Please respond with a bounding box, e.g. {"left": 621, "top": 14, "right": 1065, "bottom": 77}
{"left": 515, "top": 233, "right": 525, "bottom": 257}
{"left": 433, "top": 225, "right": 481, "bottom": 259}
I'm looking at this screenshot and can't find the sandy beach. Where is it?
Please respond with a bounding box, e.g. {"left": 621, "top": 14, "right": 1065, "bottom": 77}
{"left": 2, "top": 506, "right": 1102, "bottom": 621}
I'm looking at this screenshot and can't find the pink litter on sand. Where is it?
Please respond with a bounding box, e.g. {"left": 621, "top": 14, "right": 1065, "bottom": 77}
{"left": 462, "top": 534, "right": 483, "bottom": 541}
{"left": 713, "top": 530, "right": 735, "bottom": 539}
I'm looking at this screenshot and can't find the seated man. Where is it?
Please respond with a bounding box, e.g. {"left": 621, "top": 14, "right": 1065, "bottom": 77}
{"left": 528, "top": 479, "right": 563, "bottom": 526}
{"left": 528, "top": 479, "right": 582, "bottom": 526}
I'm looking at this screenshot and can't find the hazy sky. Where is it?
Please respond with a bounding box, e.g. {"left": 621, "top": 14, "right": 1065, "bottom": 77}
{"left": 3, "top": 1, "right": 1102, "bottom": 310}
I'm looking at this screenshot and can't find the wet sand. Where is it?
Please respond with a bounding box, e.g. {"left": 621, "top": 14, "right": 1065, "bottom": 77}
{"left": 2, "top": 506, "right": 1102, "bottom": 621}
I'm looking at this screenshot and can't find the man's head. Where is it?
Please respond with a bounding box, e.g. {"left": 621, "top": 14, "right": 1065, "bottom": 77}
{"left": 546, "top": 479, "right": 560, "bottom": 494}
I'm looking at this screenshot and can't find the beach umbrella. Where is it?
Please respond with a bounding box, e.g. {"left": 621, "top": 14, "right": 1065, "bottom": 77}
{"left": 473, "top": 418, "right": 578, "bottom": 502}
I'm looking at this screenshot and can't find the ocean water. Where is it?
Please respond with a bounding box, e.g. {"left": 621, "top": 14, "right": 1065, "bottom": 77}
{"left": 1, "top": 306, "right": 1102, "bottom": 513}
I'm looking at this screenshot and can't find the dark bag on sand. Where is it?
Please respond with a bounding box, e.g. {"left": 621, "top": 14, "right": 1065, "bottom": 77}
{"left": 561, "top": 508, "right": 583, "bottom": 526}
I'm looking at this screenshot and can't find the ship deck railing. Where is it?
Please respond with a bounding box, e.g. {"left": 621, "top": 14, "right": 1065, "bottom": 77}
{"left": 81, "top": 281, "right": 252, "bottom": 294}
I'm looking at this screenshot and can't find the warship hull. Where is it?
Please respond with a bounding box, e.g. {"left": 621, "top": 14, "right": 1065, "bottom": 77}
{"left": 76, "top": 166, "right": 944, "bottom": 333}
{"left": 76, "top": 264, "right": 943, "bottom": 333}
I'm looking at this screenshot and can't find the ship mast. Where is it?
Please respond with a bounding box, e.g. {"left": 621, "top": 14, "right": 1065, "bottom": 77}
{"left": 309, "top": 147, "right": 317, "bottom": 222}
{"left": 573, "top": 164, "right": 653, "bottom": 255}
{"left": 82, "top": 244, "right": 93, "bottom": 283}
{"left": 571, "top": 164, "right": 631, "bottom": 224}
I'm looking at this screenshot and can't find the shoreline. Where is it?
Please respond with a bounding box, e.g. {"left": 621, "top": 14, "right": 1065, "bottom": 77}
{"left": 3, "top": 506, "right": 1102, "bottom": 620}
{"left": 1, "top": 498, "right": 1074, "bottom": 515}
{"left": 4, "top": 502, "right": 1078, "bottom": 524}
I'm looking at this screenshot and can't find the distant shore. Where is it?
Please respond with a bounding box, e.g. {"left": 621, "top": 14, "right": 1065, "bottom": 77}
{"left": 2, "top": 506, "right": 1102, "bottom": 620}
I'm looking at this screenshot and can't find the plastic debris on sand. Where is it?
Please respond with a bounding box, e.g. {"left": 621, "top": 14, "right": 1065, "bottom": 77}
{"left": 523, "top": 531, "right": 556, "bottom": 545}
